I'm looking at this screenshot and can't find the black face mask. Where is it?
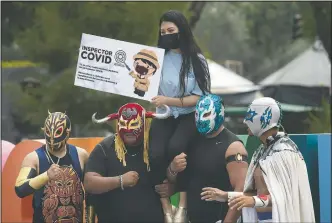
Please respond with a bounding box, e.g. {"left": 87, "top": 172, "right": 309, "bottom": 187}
{"left": 159, "top": 33, "right": 180, "bottom": 50}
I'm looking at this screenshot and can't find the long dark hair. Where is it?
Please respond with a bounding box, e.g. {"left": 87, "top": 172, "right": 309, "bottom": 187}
{"left": 157, "top": 10, "right": 211, "bottom": 97}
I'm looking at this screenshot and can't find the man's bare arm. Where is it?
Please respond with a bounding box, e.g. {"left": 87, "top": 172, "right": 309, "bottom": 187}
{"left": 223, "top": 141, "right": 249, "bottom": 223}
{"left": 77, "top": 147, "right": 90, "bottom": 170}
{"left": 84, "top": 172, "right": 120, "bottom": 194}
{"left": 15, "top": 152, "right": 49, "bottom": 198}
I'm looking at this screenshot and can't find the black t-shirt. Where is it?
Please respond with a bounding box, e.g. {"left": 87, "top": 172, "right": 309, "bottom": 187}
{"left": 85, "top": 136, "right": 164, "bottom": 223}
{"left": 183, "top": 128, "right": 242, "bottom": 223}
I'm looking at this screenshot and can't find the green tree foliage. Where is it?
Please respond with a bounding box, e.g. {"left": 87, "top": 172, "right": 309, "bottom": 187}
{"left": 4, "top": 2, "right": 329, "bottom": 137}
{"left": 194, "top": 2, "right": 325, "bottom": 82}
{"left": 1, "top": 2, "right": 37, "bottom": 46}
{"left": 6, "top": 67, "right": 153, "bottom": 127}
{"left": 9, "top": 2, "right": 188, "bottom": 73}
{"left": 309, "top": 2, "right": 331, "bottom": 60}
{"left": 3, "top": 2, "right": 189, "bottom": 134}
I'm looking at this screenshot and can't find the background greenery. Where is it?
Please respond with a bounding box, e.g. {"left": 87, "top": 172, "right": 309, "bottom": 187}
{"left": 2, "top": 2, "right": 331, "bottom": 137}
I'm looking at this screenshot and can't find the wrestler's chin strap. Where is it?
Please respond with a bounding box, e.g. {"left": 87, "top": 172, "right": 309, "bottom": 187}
{"left": 15, "top": 167, "right": 49, "bottom": 198}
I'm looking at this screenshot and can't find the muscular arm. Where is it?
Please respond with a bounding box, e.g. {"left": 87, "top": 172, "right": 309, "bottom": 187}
{"left": 15, "top": 152, "right": 49, "bottom": 198}
{"left": 77, "top": 147, "right": 89, "bottom": 170}
{"left": 223, "top": 141, "right": 249, "bottom": 223}
{"left": 166, "top": 95, "right": 200, "bottom": 107}
{"left": 84, "top": 143, "right": 121, "bottom": 194}
{"left": 84, "top": 172, "right": 121, "bottom": 194}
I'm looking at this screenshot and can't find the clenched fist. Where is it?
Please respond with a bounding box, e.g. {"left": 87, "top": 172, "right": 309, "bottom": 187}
{"left": 122, "top": 171, "right": 139, "bottom": 187}
{"left": 47, "top": 164, "right": 61, "bottom": 181}
{"left": 170, "top": 153, "right": 187, "bottom": 173}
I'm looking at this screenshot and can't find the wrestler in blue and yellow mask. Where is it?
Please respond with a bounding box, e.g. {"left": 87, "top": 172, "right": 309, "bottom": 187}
{"left": 195, "top": 94, "right": 225, "bottom": 135}
{"left": 42, "top": 111, "right": 71, "bottom": 151}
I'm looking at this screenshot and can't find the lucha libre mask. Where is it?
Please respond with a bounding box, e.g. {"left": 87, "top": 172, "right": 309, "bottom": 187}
{"left": 117, "top": 104, "right": 145, "bottom": 143}
{"left": 42, "top": 111, "right": 71, "bottom": 151}
{"left": 92, "top": 103, "right": 171, "bottom": 145}
{"left": 92, "top": 103, "right": 171, "bottom": 169}
{"left": 243, "top": 97, "right": 283, "bottom": 137}
{"left": 195, "top": 94, "right": 225, "bottom": 135}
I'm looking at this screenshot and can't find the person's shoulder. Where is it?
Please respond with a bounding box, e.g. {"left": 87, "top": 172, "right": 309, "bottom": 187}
{"left": 99, "top": 134, "right": 116, "bottom": 147}
{"left": 25, "top": 150, "right": 39, "bottom": 161}
{"left": 224, "top": 128, "right": 239, "bottom": 137}
{"left": 272, "top": 135, "right": 299, "bottom": 153}
{"left": 74, "top": 146, "right": 90, "bottom": 161}
{"left": 231, "top": 129, "right": 244, "bottom": 142}
{"left": 165, "top": 51, "right": 179, "bottom": 59}
{"left": 92, "top": 134, "right": 116, "bottom": 155}
{"left": 225, "top": 141, "right": 248, "bottom": 158}
{"left": 21, "top": 150, "right": 39, "bottom": 169}
{"left": 221, "top": 128, "right": 243, "bottom": 143}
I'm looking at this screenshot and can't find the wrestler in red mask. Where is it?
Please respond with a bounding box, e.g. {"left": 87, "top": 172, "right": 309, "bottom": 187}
{"left": 92, "top": 103, "right": 170, "bottom": 169}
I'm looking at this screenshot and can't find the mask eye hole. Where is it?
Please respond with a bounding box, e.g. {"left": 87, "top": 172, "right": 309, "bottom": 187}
{"left": 119, "top": 121, "right": 126, "bottom": 126}
{"left": 203, "top": 111, "right": 211, "bottom": 117}
{"left": 54, "top": 127, "right": 63, "bottom": 137}
{"left": 45, "top": 128, "right": 51, "bottom": 136}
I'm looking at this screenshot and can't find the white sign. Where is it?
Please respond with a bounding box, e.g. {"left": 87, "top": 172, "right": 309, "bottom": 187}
{"left": 74, "top": 33, "right": 165, "bottom": 101}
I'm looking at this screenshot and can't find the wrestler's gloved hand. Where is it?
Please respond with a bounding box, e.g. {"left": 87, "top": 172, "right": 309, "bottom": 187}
{"left": 122, "top": 171, "right": 139, "bottom": 187}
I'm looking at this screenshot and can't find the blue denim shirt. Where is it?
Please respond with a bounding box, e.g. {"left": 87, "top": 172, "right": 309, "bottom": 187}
{"left": 157, "top": 51, "right": 204, "bottom": 118}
